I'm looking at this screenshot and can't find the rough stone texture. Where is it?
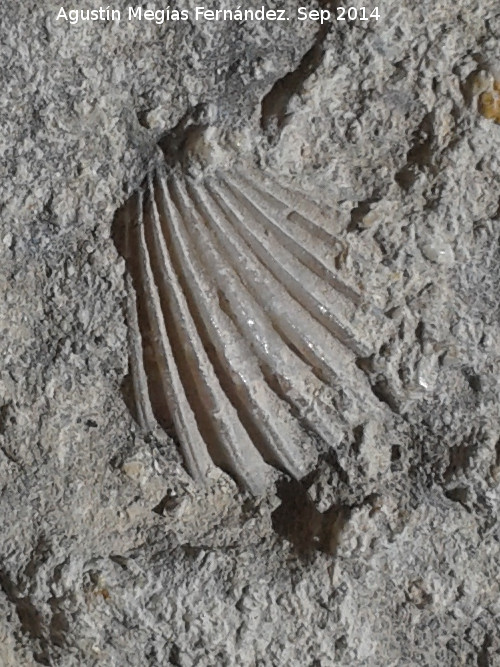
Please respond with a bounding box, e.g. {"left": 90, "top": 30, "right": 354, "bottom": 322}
{"left": 1, "top": 1, "right": 499, "bottom": 665}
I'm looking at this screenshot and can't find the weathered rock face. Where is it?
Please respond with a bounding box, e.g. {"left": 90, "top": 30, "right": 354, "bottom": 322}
{"left": 1, "top": 2, "right": 499, "bottom": 665}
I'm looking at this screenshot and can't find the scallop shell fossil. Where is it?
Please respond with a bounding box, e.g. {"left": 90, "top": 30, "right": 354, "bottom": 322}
{"left": 114, "top": 156, "right": 389, "bottom": 494}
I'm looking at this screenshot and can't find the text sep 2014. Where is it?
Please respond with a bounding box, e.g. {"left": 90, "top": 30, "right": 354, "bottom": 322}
{"left": 56, "top": 6, "right": 381, "bottom": 25}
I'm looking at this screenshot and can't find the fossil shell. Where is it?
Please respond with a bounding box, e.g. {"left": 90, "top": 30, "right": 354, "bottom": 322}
{"left": 114, "top": 161, "right": 387, "bottom": 494}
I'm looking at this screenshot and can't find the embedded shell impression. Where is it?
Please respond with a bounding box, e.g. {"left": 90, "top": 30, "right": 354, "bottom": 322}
{"left": 114, "top": 160, "right": 387, "bottom": 494}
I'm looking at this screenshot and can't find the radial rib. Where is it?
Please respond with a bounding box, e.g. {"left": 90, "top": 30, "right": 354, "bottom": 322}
{"left": 224, "top": 171, "right": 360, "bottom": 303}
{"left": 154, "top": 169, "right": 315, "bottom": 477}
{"left": 172, "top": 175, "right": 346, "bottom": 448}
{"left": 134, "top": 189, "right": 213, "bottom": 484}
{"left": 182, "top": 176, "right": 377, "bottom": 413}
{"left": 144, "top": 174, "right": 271, "bottom": 493}
{"left": 206, "top": 176, "right": 373, "bottom": 356}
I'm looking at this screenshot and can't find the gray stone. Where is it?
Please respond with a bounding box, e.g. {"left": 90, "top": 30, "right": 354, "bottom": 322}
{"left": 1, "top": 1, "right": 499, "bottom": 665}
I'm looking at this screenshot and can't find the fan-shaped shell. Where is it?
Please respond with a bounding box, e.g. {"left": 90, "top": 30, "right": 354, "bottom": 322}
{"left": 114, "top": 161, "right": 388, "bottom": 494}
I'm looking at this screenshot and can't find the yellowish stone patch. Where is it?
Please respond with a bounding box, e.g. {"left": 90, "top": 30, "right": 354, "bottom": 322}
{"left": 478, "top": 80, "right": 500, "bottom": 123}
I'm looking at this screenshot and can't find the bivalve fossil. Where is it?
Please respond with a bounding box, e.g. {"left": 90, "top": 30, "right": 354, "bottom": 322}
{"left": 114, "top": 158, "right": 389, "bottom": 494}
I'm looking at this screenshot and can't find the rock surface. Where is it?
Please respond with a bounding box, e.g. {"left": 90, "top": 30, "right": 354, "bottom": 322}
{"left": 1, "top": 1, "right": 499, "bottom": 665}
